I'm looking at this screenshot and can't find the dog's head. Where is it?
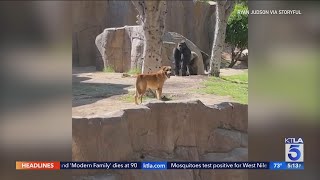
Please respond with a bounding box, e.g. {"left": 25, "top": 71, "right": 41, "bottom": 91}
{"left": 160, "top": 66, "right": 172, "bottom": 78}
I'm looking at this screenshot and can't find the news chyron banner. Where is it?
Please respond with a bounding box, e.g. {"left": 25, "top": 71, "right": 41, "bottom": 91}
{"left": 16, "top": 138, "right": 304, "bottom": 171}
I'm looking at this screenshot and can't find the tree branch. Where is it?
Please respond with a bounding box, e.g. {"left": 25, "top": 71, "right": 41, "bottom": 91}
{"left": 234, "top": 48, "right": 243, "bottom": 60}
{"left": 231, "top": 46, "right": 236, "bottom": 60}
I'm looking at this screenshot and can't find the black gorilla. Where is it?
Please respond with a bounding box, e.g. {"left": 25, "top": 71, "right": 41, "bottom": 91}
{"left": 173, "top": 40, "right": 191, "bottom": 76}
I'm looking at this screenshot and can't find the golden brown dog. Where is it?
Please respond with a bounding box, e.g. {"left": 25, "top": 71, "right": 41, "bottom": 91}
{"left": 134, "top": 66, "right": 172, "bottom": 104}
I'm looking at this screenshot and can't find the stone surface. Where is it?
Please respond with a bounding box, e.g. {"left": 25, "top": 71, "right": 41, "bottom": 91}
{"left": 201, "top": 148, "right": 248, "bottom": 162}
{"left": 72, "top": 1, "right": 216, "bottom": 68}
{"left": 200, "top": 169, "right": 248, "bottom": 180}
{"left": 229, "top": 148, "right": 248, "bottom": 161}
{"left": 200, "top": 148, "right": 248, "bottom": 180}
{"left": 122, "top": 170, "right": 195, "bottom": 180}
{"left": 72, "top": 1, "right": 109, "bottom": 67}
{"left": 214, "top": 102, "right": 248, "bottom": 132}
{"left": 161, "top": 41, "right": 177, "bottom": 67}
{"left": 73, "top": 174, "right": 119, "bottom": 180}
{"left": 73, "top": 100, "right": 248, "bottom": 179}
{"left": 241, "top": 133, "right": 248, "bottom": 147}
{"left": 72, "top": 115, "right": 134, "bottom": 162}
{"left": 208, "top": 128, "right": 241, "bottom": 152}
{"left": 96, "top": 27, "right": 205, "bottom": 74}
{"left": 174, "top": 146, "right": 199, "bottom": 161}
{"left": 95, "top": 26, "right": 143, "bottom": 72}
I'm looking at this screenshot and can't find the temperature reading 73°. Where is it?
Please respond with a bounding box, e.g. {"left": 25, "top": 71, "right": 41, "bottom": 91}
{"left": 274, "top": 163, "right": 283, "bottom": 169}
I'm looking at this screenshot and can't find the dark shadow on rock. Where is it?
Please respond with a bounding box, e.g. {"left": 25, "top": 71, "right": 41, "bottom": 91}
{"left": 72, "top": 82, "right": 130, "bottom": 107}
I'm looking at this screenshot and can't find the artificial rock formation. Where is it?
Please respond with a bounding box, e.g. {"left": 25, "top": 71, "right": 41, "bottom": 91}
{"left": 96, "top": 26, "right": 205, "bottom": 74}
{"left": 72, "top": 100, "right": 248, "bottom": 179}
{"left": 95, "top": 26, "right": 143, "bottom": 72}
{"left": 73, "top": 1, "right": 216, "bottom": 67}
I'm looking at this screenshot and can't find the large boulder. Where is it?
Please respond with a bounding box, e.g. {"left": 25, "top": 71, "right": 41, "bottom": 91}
{"left": 72, "top": 1, "right": 216, "bottom": 67}
{"left": 95, "top": 26, "right": 144, "bottom": 72}
{"left": 96, "top": 26, "right": 206, "bottom": 74}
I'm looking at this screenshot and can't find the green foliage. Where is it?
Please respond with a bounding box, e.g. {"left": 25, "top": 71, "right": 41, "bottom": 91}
{"left": 103, "top": 66, "right": 115, "bottom": 73}
{"left": 221, "top": 71, "right": 248, "bottom": 84}
{"left": 198, "top": 72, "right": 248, "bottom": 104}
{"left": 127, "top": 67, "right": 141, "bottom": 75}
{"left": 226, "top": 3, "right": 248, "bottom": 50}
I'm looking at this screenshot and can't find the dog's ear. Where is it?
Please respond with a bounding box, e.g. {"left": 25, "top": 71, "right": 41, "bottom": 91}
{"left": 160, "top": 66, "right": 167, "bottom": 71}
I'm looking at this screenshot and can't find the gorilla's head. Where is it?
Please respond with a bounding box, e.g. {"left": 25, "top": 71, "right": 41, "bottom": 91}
{"left": 177, "top": 40, "right": 188, "bottom": 51}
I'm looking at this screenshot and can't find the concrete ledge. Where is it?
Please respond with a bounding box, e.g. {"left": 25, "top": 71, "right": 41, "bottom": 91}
{"left": 72, "top": 100, "right": 248, "bottom": 179}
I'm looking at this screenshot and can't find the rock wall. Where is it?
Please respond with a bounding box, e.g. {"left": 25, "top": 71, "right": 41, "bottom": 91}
{"left": 72, "top": 100, "right": 248, "bottom": 179}
{"left": 96, "top": 26, "right": 205, "bottom": 74}
{"left": 95, "top": 26, "right": 140, "bottom": 72}
{"left": 72, "top": 1, "right": 216, "bottom": 67}
{"left": 72, "top": 1, "right": 108, "bottom": 67}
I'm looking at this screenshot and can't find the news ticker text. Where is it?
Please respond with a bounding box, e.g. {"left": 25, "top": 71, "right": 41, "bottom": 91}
{"left": 16, "top": 161, "right": 304, "bottom": 170}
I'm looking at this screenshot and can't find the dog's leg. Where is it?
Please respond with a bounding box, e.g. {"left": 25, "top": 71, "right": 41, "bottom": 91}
{"left": 134, "top": 95, "right": 137, "bottom": 105}
{"left": 134, "top": 93, "right": 139, "bottom": 105}
{"left": 140, "top": 88, "right": 146, "bottom": 104}
{"left": 156, "top": 88, "right": 162, "bottom": 100}
{"left": 134, "top": 88, "right": 139, "bottom": 105}
{"left": 156, "top": 89, "right": 160, "bottom": 100}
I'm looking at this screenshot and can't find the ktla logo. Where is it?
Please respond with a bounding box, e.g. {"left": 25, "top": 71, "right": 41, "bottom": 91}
{"left": 285, "top": 138, "right": 304, "bottom": 162}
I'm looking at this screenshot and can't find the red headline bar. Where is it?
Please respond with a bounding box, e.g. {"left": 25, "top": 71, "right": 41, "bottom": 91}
{"left": 16, "top": 161, "right": 60, "bottom": 170}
